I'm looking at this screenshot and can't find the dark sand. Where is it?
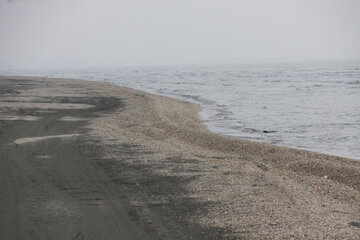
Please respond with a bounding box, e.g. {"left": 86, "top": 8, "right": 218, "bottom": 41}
{"left": 1, "top": 76, "right": 360, "bottom": 239}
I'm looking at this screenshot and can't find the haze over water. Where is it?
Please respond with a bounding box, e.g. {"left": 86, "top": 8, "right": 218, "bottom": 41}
{"left": 2, "top": 60, "right": 359, "bottom": 160}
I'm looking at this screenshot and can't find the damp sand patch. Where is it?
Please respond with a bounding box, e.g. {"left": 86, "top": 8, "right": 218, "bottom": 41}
{"left": 0, "top": 102, "right": 94, "bottom": 110}
{"left": 42, "top": 199, "right": 75, "bottom": 217}
{"left": 59, "top": 116, "right": 88, "bottom": 122}
{"left": 0, "top": 115, "right": 41, "bottom": 121}
{"left": 14, "top": 134, "right": 80, "bottom": 145}
{"left": 36, "top": 155, "right": 52, "bottom": 159}
{"left": 0, "top": 96, "right": 42, "bottom": 102}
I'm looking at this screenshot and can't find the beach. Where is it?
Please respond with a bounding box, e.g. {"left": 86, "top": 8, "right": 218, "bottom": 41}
{"left": 1, "top": 75, "right": 360, "bottom": 239}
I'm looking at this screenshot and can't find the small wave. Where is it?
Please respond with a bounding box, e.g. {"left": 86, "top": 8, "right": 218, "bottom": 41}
{"left": 241, "top": 127, "right": 275, "bottom": 134}
{"left": 178, "top": 94, "right": 216, "bottom": 105}
{"left": 347, "top": 80, "right": 360, "bottom": 85}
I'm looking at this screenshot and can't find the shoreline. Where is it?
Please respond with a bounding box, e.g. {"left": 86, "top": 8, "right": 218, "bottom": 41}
{"left": 1, "top": 75, "right": 360, "bottom": 239}
{"left": 2, "top": 72, "right": 358, "bottom": 161}
{"left": 2, "top": 74, "right": 358, "bottom": 161}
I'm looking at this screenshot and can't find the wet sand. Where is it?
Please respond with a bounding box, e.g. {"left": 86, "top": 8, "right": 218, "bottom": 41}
{"left": 1, "top": 75, "right": 360, "bottom": 239}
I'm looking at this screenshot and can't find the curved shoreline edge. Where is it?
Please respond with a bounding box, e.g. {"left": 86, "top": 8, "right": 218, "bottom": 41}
{"left": 1, "top": 75, "right": 360, "bottom": 239}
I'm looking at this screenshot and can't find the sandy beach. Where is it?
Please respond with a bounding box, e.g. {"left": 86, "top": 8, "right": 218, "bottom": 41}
{"left": 1, "top": 75, "right": 360, "bottom": 239}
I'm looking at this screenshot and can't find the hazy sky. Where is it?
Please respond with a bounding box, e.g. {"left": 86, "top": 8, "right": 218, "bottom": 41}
{"left": 1, "top": 0, "right": 360, "bottom": 68}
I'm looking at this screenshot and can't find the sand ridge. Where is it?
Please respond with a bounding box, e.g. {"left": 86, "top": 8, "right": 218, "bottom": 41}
{"left": 86, "top": 77, "right": 360, "bottom": 239}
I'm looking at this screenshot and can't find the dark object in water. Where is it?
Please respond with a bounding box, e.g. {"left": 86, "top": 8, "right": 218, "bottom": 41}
{"left": 263, "top": 130, "right": 277, "bottom": 134}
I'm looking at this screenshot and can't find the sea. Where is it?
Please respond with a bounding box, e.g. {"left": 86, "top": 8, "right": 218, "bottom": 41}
{"left": 1, "top": 60, "right": 359, "bottom": 160}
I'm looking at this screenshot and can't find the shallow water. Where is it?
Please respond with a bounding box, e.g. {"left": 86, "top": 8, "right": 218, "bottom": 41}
{"left": 1, "top": 60, "right": 359, "bottom": 159}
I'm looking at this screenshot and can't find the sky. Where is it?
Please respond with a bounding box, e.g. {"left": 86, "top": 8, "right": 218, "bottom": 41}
{"left": 0, "top": 0, "right": 360, "bottom": 68}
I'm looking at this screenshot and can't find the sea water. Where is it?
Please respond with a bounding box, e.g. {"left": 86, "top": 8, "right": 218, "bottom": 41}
{"left": 1, "top": 60, "right": 359, "bottom": 159}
